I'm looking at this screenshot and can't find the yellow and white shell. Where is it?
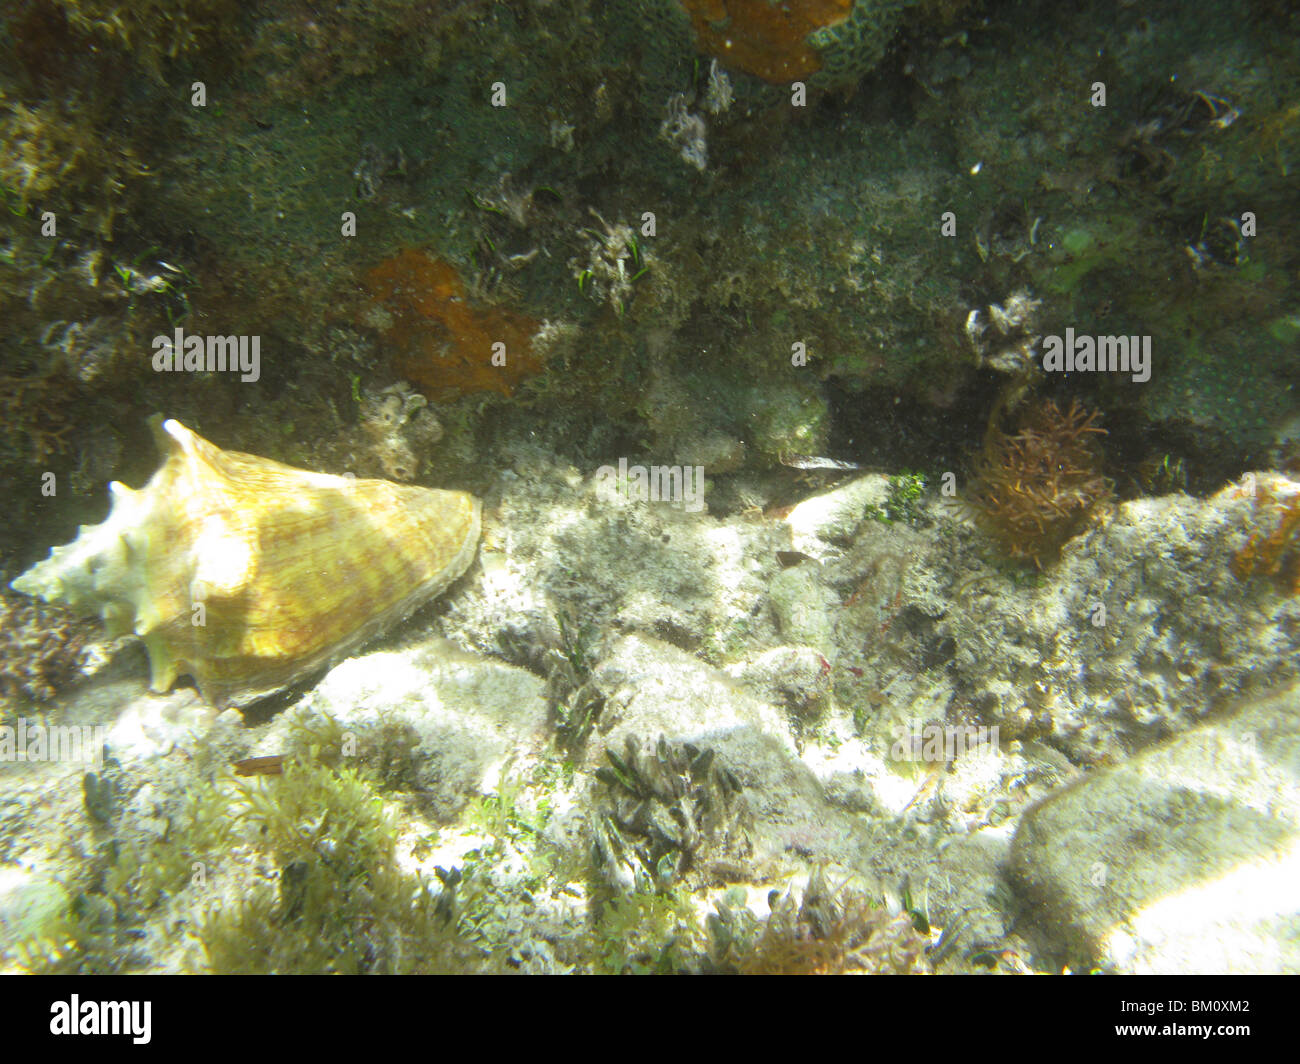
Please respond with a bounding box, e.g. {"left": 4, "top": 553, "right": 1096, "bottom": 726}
{"left": 11, "top": 419, "right": 480, "bottom": 708}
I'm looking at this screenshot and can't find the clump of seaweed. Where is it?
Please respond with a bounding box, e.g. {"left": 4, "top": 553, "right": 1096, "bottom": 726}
{"left": 1232, "top": 480, "right": 1300, "bottom": 594}
{"left": 547, "top": 605, "right": 606, "bottom": 751}
{"left": 0, "top": 373, "right": 78, "bottom": 463}
{"left": 706, "top": 869, "right": 932, "bottom": 975}
{"left": 966, "top": 397, "right": 1112, "bottom": 567}
{"left": 0, "top": 92, "right": 148, "bottom": 239}
{"left": 51, "top": 0, "right": 239, "bottom": 81}
{"left": 9, "top": 771, "right": 234, "bottom": 974}
{"left": 571, "top": 209, "right": 651, "bottom": 316}
{"left": 591, "top": 735, "right": 752, "bottom": 892}
{"left": 0, "top": 587, "right": 94, "bottom": 702}
{"left": 591, "top": 885, "right": 701, "bottom": 974}
{"left": 199, "top": 762, "right": 477, "bottom": 973}
{"left": 13, "top": 760, "right": 480, "bottom": 974}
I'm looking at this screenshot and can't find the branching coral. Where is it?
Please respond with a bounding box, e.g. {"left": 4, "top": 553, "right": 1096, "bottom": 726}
{"left": 966, "top": 397, "right": 1111, "bottom": 568}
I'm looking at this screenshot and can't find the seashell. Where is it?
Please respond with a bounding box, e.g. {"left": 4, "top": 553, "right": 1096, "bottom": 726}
{"left": 11, "top": 419, "right": 480, "bottom": 708}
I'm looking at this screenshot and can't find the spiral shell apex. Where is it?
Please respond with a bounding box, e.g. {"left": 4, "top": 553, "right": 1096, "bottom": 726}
{"left": 11, "top": 420, "right": 481, "bottom": 708}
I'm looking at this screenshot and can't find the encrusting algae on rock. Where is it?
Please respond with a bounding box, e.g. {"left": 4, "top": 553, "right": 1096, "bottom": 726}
{"left": 11, "top": 419, "right": 481, "bottom": 708}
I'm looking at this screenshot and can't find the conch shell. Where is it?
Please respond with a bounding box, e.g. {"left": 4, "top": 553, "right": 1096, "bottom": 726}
{"left": 11, "top": 420, "right": 480, "bottom": 708}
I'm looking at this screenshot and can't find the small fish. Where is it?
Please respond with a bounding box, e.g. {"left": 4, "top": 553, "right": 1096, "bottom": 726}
{"left": 900, "top": 765, "right": 945, "bottom": 814}
{"left": 779, "top": 454, "right": 863, "bottom": 471}
{"left": 233, "top": 755, "right": 288, "bottom": 777}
